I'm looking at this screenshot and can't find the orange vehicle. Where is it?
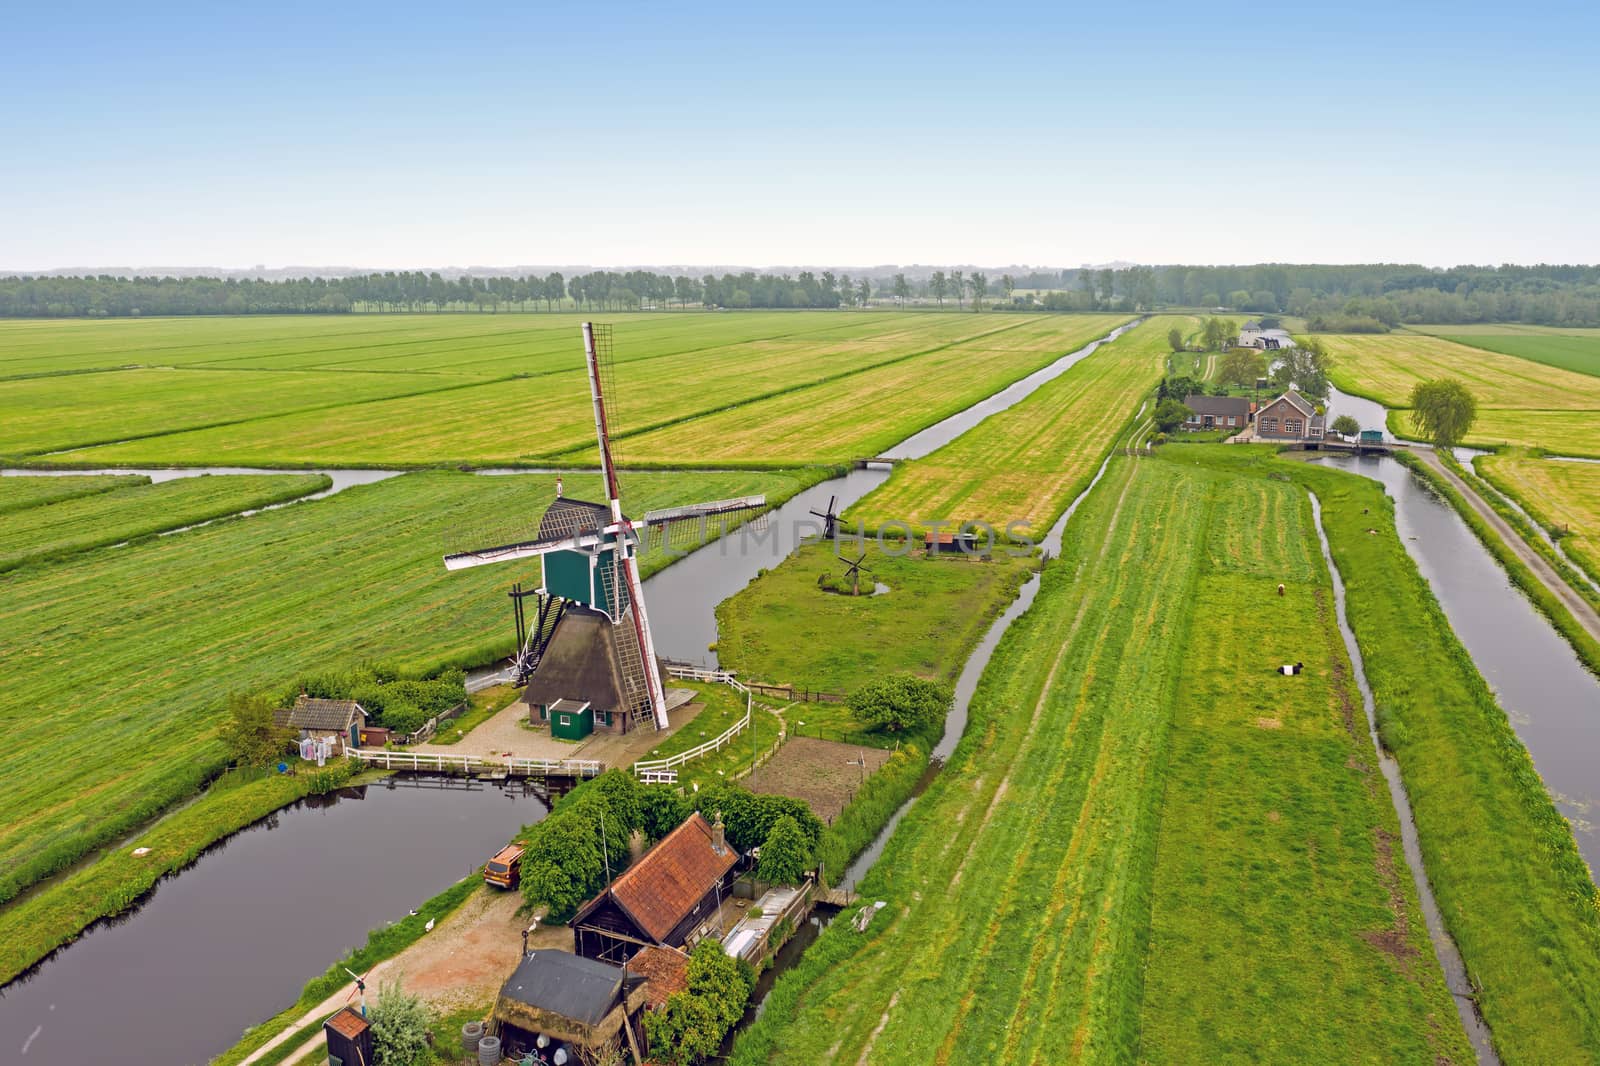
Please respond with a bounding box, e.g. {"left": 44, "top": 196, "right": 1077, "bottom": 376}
{"left": 485, "top": 843, "right": 525, "bottom": 889}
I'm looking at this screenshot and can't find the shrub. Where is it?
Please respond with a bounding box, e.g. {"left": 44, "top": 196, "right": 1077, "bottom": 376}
{"left": 756, "top": 815, "right": 811, "bottom": 885}
{"left": 693, "top": 783, "right": 823, "bottom": 854}
{"left": 368, "top": 981, "right": 430, "bottom": 1065}
{"left": 847, "top": 674, "right": 952, "bottom": 735}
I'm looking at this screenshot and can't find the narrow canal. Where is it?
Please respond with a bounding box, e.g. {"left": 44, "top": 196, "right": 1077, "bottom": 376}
{"left": 1322, "top": 385, "right": 1600, "bottom": 868}
{"left": 1, "top": 780, "right": 547, "bottom": 1065}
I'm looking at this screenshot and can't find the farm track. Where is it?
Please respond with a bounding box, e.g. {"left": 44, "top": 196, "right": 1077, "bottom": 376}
{"left": 1417, "top": 450, "right": 1600, "bottom": 645}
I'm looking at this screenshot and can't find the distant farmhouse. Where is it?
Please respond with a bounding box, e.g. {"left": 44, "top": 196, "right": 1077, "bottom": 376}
{"left": 1181, "top": 394, "right": 1252, "bottom": 433}
{"left": 1254, "top": 391, "right": 1325, "bottom": 442}
{"left": 1237, "top": 320, "right": 1297, "bottom": 350}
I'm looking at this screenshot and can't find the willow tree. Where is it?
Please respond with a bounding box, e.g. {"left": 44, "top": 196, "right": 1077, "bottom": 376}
{"left": 1409, "top": 378, "right": 1478, "bottom": 451}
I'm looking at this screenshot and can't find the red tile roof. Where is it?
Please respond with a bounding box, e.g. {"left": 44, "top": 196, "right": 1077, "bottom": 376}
{"left": 630, "top": 945, "right": 691, "bottom": 1009}
{"left": 609, "top": 812, "right": 738, "bottom": 942}
{"left": 325, "top": 1006, "right": 369, "bottom": 1039}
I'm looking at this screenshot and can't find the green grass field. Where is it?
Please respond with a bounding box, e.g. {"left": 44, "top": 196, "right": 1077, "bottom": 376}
{"left": 714, "top": 542, "right": 1036, "bottom": 696}
{"left": 1477, "top": 451, "right": 1600, "bottom": 588}
{"left": 1323, "top": 331, "right": 1600, "bottom": 455}
{"left": 0, "top": 472, "right": 147, "bottom": 514}
{"left": 0, "top": 473, "right": 328, "bottom": 572}
{"left": 1412, "top": 323, "right": 1600, "bottom": 379}
{"left": 0, "top": 312, "right": 1128, "bottom": 467}
{"left": 844, "top": 315, "right": 1180, "bottom": 536}
{"left": 733, "top": 454, "right": 1467, "bottom": 1064}
{"left": 0, "top": 467, "right": 811, "bottom": 910}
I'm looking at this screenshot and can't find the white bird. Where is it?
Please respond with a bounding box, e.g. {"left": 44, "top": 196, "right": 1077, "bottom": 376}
{"left": 425, "top": 918, "right": 435, "bottom": 932}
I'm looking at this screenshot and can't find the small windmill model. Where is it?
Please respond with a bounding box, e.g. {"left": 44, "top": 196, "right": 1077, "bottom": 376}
{"left": 809, "top": 494, "right": 840, "bottom": 541}
{"left": 444, "top": 324, "right": 765, "bottom": 731}
{"left": 839, "top": 551, "right": 872, "bottom": 596}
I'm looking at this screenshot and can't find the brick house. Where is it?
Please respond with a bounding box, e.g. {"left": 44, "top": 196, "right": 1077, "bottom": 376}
{"left": 1254, "top": 391, "right": 1325, "bottom": 442}
{"left": 1180, "top": 394, "right": 1252, "bottom": 432}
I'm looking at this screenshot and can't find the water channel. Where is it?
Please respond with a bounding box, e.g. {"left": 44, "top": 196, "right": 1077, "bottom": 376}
{"left": 0, "top": 779, "right": 549, "bottom": 1065}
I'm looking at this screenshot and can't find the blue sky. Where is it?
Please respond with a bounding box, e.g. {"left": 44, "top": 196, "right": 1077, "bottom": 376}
{"left": 3, "top": 1, "right": 1596, "bottom": 269}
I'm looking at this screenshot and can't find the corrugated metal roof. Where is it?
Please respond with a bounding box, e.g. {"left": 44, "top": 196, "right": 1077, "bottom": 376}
{"left": 273, "top": 697, "right": 365, "bottom": 731}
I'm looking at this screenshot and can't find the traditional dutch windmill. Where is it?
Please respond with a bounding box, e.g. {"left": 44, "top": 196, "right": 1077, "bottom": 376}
{"left": 443, "top": 324, "right": 764, "bottom": 733}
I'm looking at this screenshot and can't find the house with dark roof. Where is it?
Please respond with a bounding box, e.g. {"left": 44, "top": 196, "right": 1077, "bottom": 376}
{"left": 1180, "top": 394, "right": 1252, "bottom": 432}
{"left": 1254, "top": 391, "right": 1326, "bottom": 442}
{"left": 572, "top": 812, "right": 741, "bottom": 964}
{"left": 490, "top": 949, "right": 650, "bottom": 1061}
{"left": 273, "top": 697, "right": 367, "bottom": 747}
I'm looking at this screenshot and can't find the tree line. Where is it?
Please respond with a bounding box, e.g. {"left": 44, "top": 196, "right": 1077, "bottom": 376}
{"left": 4, "top": 262, "right": 1599, "bottom": 326}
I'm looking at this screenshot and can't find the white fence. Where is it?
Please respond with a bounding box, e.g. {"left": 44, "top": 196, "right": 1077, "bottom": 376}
{"left": 633, "top": 668, "right": 757, "bottom": 783}
{"left": 346, "top": 748, "right": 601, "bottom": 778}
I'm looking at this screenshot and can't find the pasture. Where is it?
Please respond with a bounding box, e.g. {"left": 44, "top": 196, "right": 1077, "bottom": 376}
{"left": 0, "top": 472, "right": 146, "bottom": 514}
{"left": 1323, "top": 332, "right": 1600, "bottom": 454}
{"left": 0, "top": 312, "right": 1129, "bottom": 467}
{"left": 1477, "top": 452, "right": 1600, "bottom": 586}
{"left": 733, "top": 454, "right": 1466, "bottom": 1064}
{"left": 0, "top": 473, "right": 328, "bottom": 572}
{"left": 713, "top": 542, "right": 1035, "bottom": 697}
{"left": 1412, "top": 323, "right": 1600, "bottom": 379}
{"left": 843, "top": 315, "right": 1180, "bottom": 535}
{"left": 0, "top": 467, "right": 810, "bottom": 906}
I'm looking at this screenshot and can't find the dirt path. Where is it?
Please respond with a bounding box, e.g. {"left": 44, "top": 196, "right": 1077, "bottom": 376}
{"left": 240, "top": 888, "right": 570, "bottom": 1066}
{"left": 1418, "top": 448, "right": 1600, "bottom": 643}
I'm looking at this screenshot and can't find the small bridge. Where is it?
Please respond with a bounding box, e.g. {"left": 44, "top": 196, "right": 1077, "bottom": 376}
{"left": 1300, "top": 438, "right": 1403, "bottom": 455}
{"left": 346, "top": 747, "right": 603, "bottom": 780}
{"left": 853, "top": 456, "right": 901, "bottom": 468}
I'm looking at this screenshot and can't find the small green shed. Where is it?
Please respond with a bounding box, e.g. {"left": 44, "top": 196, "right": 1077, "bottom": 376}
{"left": 548, "top": 698, "right": 595, "bottom": 740}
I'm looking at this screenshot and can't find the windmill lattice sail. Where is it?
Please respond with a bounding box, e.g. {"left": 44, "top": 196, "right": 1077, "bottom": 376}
{"left": 441, "top": 323, "right": 765, "bottom": 731}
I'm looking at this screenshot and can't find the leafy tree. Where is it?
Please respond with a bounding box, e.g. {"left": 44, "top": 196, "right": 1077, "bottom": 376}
{"left": 930, "top": 270, "right": 947, "bottom": 307}
{"left": 1001, "top": 274, "right": 1016, "bottom": 302}
{"left": 1098, "top": 268, "right": 1115, "bottom": 305}
{"left": 1409, "top": 378, "right": 1478, "bottom": 451}
{"left": 1216, "top": 346, "right": 1267, "bottom": 387}
{"left": 857, "top": 277, "right": 870, "bottom": 306}
{"left": 692, "top": 783, "right": 823, "bottom": 855}
{"left": 369, "top": 982, "right": 431, "bottom": 1066}
{"left": 756, "top": 814, "right": 812, "bottom": 884}
{"left": 1331, "top": 414, "right": 1360, "bottom": 437}
{"left": 1271, "top": 336, "right": 1332, "bottom": 400}
{"left": 848, "top": 674, "right": 952, "bottom": 735}
{"left": 639, "top": 785, "right": 691, "bottom": 840}
{"left": 1200, "top": 316, "right": 1236, "bottom": 352}
{"left": 643, "top": 991, "right": 723, "bottom": 1066}
{"left": 685, "top": 938, "right": 755, "bottom": 1023}
{"left": 1167, "top": 326, "right": 1185, "bottom": 352}
{"left": 1154, "top": 398, "right": 1192, "bottom": 432}
{"left": 968, "top": 272, "right": 988, "bottom": 309}
{"left": 950, "top": 270, "right": 965, "bottom": 310}
{"left": 892, "top": 273, "right": 910, "bottom": 306}
{"left": 219, "top": 692, "right": 292, "bottom": 767}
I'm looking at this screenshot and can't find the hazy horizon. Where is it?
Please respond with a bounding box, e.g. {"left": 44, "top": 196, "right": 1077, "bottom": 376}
{"left": 5, "top": 2, "right": 1596, "bottom": 269}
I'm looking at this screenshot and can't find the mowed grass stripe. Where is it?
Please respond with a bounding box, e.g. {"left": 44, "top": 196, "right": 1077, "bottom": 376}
{"left": 746, "top": 458, "right": 1209, "bottom": 1064}
{"left": 844, "top": 315, "right": 1180, "bottom": 535}
{"left": 1477, "top": 451, "right": 1600, "bottom": 591}
{"left": 1324, "top": 331, "right": 1600, "bottom": 454}
{"left": 0, "top": 474, "right": 329, "bottom": 572}
{"left": 1136, "top": 468, "right": 1467, "bottom": 1063}
{"left": 0, "top": 468, "right": 811, "bottom": 904}
{"left": 0, "top": 473, "right": 148, "bottom": 515}
{"left": 612, "top": 315, "right": 1129, "bottom": 467}
{"left": 1411, "top": 323, "right": 1600, "bottom": 380}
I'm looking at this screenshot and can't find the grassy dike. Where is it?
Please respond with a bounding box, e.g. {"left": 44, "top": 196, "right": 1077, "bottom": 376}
{"left": 1403, "top": 450, "right": 1600, "bottom": 677}
{"left": 1470, "top": 450, "right": 1600, "bottom": 614}
{"left": 1265, "top": 449, "right": 1600, "bottom": 1062}
{"left": 0, "top": 762, "right": 359, "bottom": 986}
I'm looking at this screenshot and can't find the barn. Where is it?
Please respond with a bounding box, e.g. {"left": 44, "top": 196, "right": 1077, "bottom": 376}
{"left": 572, "top": 812, "right": 740, "bottom": 964}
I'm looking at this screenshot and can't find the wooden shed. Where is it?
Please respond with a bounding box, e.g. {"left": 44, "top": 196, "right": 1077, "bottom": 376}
{"left": 273, "top": 697, "right": 367, "bottom": 748}
{"left": 491, "top": 950, "right": 649, "bottom": 1061}
{"left": 572, "top": 812, "right": 740, "bottom": 964}
{"left": 323, "top": 1006, "right": 373, "bottom": 1066}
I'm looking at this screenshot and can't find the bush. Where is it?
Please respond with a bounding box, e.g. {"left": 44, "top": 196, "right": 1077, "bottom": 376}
{"left": 755, "top": 815, "right": 811, "bottom": 884}
{"left": 693, "top": 783, "right": 823, "bottom": 855}
{"left": 646, "top": 941, "right": 757, "bottom": 1065}
{"left": 369, "top": 981, "right": 431, "bottom": 1065}
{"left": 847, "top": 674, "right": 952, "bottom": 735}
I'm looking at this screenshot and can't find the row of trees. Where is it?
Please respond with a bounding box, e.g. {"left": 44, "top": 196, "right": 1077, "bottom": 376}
{"left": 7, "top": 262, "right": 1599, "bottom": 324}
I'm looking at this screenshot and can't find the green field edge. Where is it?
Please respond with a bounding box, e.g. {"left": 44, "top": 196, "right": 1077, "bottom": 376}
{"left": 1471, "top": 452, "right": 1600, "bottom": 603}
{"left": 1396, "top": 451, "right": 1600, "bottom": 678}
